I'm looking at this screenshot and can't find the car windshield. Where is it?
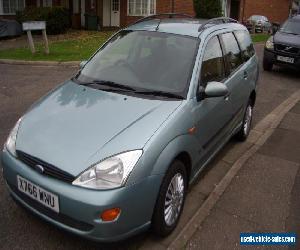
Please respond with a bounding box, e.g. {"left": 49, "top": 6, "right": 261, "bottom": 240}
{"left": 76, "top": 30, "right": 199, "bottom": 98}
{"left": 280, "top": 19, "right": 300, "bottom": 35}
{"left": 250, "top": 15, "right": 264, "bottom": 21}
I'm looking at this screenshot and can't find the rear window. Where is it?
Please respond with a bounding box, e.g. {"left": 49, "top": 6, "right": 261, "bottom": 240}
{"left": 234, "top": 30, "right": 255, "bottom": 62}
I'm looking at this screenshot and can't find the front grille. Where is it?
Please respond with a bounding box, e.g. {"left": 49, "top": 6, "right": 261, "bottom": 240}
{"left": 8, "top": 182, "right": 94, "bottom": 232}
{"left": 17, "top": 151, "right": 75, "bottom": 183}
{"left": 275, "top": 44, "right": 300, "bottom": 55}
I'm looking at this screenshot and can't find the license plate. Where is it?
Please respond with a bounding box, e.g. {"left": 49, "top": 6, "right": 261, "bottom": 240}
{"left": 277, "top": 55, "right": 294, "bottom": 64}
{"left": 17, "top": 175, "right": 59, "bottom": 213}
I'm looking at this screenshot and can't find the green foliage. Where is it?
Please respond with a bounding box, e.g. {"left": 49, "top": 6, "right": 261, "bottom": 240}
{"left": 16, "top": 7, "right": 70, "bottom": 35}
{"left": 193, "top": 0, "right": 222, "bottom": 19}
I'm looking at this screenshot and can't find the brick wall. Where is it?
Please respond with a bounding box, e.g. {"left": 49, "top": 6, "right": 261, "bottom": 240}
{"left": 121, "top": 0, "right": 195, "bottom": 26}
{"left": 240, "top": 0, "right": 290, "bottom": 23}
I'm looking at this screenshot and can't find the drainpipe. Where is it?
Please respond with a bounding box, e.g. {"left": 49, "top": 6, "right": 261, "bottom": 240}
{"left": 171, "top": 0, "right": 175, "bottom": 12}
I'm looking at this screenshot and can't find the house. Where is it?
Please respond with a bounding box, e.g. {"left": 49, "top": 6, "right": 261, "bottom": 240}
{"left": 0, "top": 0, "right": 294, "bottom": 29}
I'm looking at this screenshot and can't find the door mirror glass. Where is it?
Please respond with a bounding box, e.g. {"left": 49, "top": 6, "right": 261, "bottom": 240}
{"left": 204, "top": 81, "right": 229, "bottom": 98}
{"left": 272, "top": 22, "right": 280, "bottom": 35}
{"left": 80, "top": 60, "right": 88, "bottom": 69}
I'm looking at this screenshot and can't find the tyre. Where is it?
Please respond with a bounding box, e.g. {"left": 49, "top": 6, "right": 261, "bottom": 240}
{"left": 235, "top": 100, "right": 253, "bottom": 141}
{"left": 263, "top": 57, "right": 273, "bottom": 71}
{"left": 152, "top": 160, "right": 187, "bottom": 237}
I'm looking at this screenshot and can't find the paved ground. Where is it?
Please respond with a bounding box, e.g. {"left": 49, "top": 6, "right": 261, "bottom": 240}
{"left": 0, "top": 44, "right": 299, "bottom": 249}
{"left": 186, "top": 101, "right": 300, "bottom": 250}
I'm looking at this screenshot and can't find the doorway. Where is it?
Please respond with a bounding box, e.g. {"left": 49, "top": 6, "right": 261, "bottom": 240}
{"left": 103, "top": 0, "right": 120, "bottom": 27}
{"left": 230, "top": 0, "right": 240, "bottom": 20}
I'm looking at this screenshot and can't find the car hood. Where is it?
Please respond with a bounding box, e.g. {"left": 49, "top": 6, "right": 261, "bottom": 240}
{"left": 274, "top": 31, "right": 300, "bottom": 47}
{"left": 16, "top": 81, "right": 182, "bottom": 176}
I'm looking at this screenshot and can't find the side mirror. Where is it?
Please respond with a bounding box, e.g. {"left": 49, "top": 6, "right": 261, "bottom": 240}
{"left": 79, "top": 60, "right": 88, "bottom": 69}
{"left": 272, "top": 22, "right": 280, "bottom": 35}
{"left": 197, "top": 82, "right": 229, "bottom": 101}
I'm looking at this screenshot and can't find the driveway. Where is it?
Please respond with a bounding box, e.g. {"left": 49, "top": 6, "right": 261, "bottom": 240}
{"left": 0, "top": 44, "right": 299, "bottom": 249}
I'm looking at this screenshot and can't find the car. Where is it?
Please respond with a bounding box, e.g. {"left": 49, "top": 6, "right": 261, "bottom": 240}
{"left": 263, "top": 15, "right": 300, "bottom": 71}
{"left": 245, "top": 15, "right": 272, "bottom": 33}
{"left": 0, "top": 19, "right": 22, "bottom": 38}
{"left": 1, "top": 14, "right": 259, "bottom": 242}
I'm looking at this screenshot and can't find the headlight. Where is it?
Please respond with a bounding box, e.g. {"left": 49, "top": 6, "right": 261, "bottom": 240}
{"left": 72, "top": 150, "right": 143, "bottom": 190}
{"left": 5, "top": 118, "right": 22, "bottom": 157}
{"left": 265, "top": 36, "right": 274, "bottom": 50}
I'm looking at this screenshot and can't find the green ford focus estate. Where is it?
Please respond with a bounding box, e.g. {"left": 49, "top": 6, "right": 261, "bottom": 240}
{"left": 2, "top": 14, "right": 259, "bottom": 241}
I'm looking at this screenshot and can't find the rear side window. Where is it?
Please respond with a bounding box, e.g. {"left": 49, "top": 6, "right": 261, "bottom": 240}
{"left": 201, "top": 36, "right": 225, "bottom": 85}
{"left": 221, "top": 32, "right": 243, "bottom": 73}
{"left": 234, "top": 30, "right": 255, "bottom": 62}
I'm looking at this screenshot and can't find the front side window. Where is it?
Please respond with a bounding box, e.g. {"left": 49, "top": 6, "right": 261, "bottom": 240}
{"left": 1, "top": 0, "right": 24, "bottom": 14}
{"left": 77, "top": 31, "right": 199, "bottom": 98}
{"left": 221, "top": 32, "right": 243, "bottom": 73}
{"left": 234, "top": 30, "right": 255, "bottom": 62}
{"left": 201, "top": 36, "right": 225, "bottom": 85}
{"left": 128, "top": 0, "right": 156, "bottom": 16}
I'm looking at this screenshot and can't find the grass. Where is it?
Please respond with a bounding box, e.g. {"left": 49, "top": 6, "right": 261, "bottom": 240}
{"left": 0, "top": 30, "right": 115, "bottom": 62}
{"left": 0, "top": 30, "right": 269, "bottom": 62}
{"left": 251, "top": 33, "right": 270, "bottom": 43}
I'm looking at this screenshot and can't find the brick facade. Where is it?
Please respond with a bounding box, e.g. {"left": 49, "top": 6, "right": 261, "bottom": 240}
{"left": 239, "top": 0, "right": 291, "bottom": 23}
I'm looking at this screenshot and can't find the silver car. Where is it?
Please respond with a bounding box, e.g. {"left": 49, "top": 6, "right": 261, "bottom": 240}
{"left": 2, "top": 14, "right": 259, "bottom": 242}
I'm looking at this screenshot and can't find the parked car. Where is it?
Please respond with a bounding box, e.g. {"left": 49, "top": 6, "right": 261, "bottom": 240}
{"left": 0, "top": 19, "right": 22, "bottom": 38}
{"left": 263, "top": 15, "right": 300, "bottom": 71}
{"left": 1, "top": 14, "right": 259, "bottom": 241}
{"left": 245, "top": 15, "right": 272, "bottom": 33}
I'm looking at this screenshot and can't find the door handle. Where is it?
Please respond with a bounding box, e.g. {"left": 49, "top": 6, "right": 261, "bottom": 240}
{"left": 243, "top": 71, "right": 248, "bottom": 79}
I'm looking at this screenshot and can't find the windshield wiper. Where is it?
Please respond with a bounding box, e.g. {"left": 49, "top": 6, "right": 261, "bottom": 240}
{"left": 134, "top": 90, "right": 184, "bottom": 100}
{"left": 80, "top": 80, "right": 136, "bottom": 91}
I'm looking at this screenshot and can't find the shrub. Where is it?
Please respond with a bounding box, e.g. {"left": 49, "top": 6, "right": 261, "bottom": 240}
{"left": 16, "top": 7, "right": 70, "bottom": 35}
{"left": 194, "top": 0, "right": 222, "bottom": 19}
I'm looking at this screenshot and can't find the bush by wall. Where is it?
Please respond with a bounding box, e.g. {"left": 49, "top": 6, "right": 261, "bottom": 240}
{"left": 194, "top": 0, "right": 222, "bottom": 19}
{"left": 16, "top": 7, "right": 70, "bottom": 35}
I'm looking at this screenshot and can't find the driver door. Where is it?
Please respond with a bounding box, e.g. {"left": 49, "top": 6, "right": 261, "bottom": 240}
{"left": 191, "top": 35, "right": 232, "bottom": 174}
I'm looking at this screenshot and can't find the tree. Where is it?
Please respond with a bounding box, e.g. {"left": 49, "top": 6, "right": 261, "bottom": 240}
{"left": 194, "top": 0, "right": 223, "bottom": 19}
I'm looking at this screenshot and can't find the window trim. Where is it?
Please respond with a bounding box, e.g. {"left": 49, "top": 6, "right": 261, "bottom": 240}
{"left": 219, "top": 31, "right": 244, "bottom": 77}
{"left": 0, "top": 0, "right": 25, "bottom": 15}
{"left": 127, "top": 0, "right": 156, "bottom": 17}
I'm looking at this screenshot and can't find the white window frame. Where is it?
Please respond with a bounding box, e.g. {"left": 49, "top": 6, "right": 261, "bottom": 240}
{"left": 0, "top": 0, "right": 25, "bottom": 15}
{"left": 43, "top": 0, "right": 52, "bottom": 7}
{"left": 127, "top": 0, "right": 156, "bottom": 17}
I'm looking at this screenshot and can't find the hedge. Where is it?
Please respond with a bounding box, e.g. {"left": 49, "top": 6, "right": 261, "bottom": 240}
{"left": 16, "top": 7, "right": 70, "bottom": 35}
{"left": 194, "top": 0, "right": 222, "bottom": 19}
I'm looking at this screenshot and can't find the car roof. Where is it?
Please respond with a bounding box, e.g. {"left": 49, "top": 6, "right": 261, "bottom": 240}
{"left": 124, "top": 17, "right": 246, "bottom": 38}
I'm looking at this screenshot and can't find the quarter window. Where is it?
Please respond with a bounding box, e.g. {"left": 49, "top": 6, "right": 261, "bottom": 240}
{"left": 128, "top": 0, "right": 156, "bottom": 16}
{"left": 201, "top": 36, "right": 225, "bottom": 85}
{"left": 221, "top": 32, "right": 243, "bottom": 73}
{"left": 234, "top": 30, "right": 255, "bottom": 62}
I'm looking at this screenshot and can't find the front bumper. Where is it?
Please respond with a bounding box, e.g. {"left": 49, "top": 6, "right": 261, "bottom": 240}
{"left": 1, "top": 149, "right": 163, "bottom": 242}
{"left": 264, "top": 48, "right": 300, "bottom": 69}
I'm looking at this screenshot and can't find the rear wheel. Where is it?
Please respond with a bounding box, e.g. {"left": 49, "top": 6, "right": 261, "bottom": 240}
{"left": 152, "top": 160, "right": 187, "bottom": 236}
{"left": 235, "top": 100, "right": 253, "bottom": 141}
{"left": 263, "top": 57, "right": 273, "bottom": 71}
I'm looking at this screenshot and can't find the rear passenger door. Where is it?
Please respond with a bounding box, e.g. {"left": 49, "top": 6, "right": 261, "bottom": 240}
{"left": 220, "top": 32, "right": 246, "bottom": 127}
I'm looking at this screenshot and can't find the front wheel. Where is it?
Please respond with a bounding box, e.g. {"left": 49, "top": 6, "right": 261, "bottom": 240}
{"left": 152, "top": 160, "right": 187, "bottom": 236}
{"left": 235, "top": 101, "right": 253, "bottom": 141}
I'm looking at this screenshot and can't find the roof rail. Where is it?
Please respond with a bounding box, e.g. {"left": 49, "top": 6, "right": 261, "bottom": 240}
{"left": 198, "top": 17, "right": 238, "bottom": 32}
{"left": 131, "top": 13, "right": 194, "bottom": 26}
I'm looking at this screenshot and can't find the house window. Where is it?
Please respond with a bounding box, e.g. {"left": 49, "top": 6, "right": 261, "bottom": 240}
{"left": 1, "top": 0, "right": 25, "bottom": 14}
{"left": 128, "top": 0, "right": 156, "bottom": 16}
